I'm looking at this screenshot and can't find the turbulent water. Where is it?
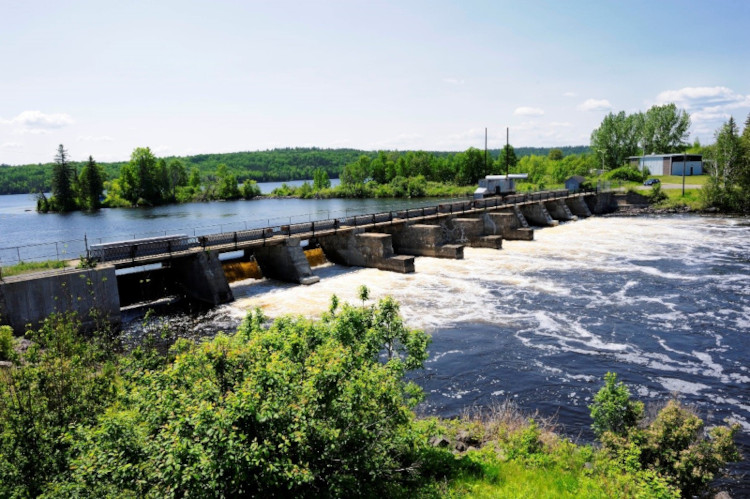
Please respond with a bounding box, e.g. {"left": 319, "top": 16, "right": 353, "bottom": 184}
{"left": 133, "top": 214, "right": 750, "bottom": 491}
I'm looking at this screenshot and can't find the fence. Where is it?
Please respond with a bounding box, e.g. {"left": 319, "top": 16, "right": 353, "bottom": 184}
{"left": 0, "top": 188, "right": 598, "bottom": 267}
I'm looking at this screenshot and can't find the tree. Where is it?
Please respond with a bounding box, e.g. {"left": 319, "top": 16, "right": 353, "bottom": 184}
{"left": 78, "top": 156, "right": 105, "bottom": 210}
{"left": 641, "top": 103, "right": 691, "bottom": 154}
{"left": 548, "top": 148, "right": 563, "bottom": 161}
{"left": 457, "top": 147, "right": 485, "bottom": 184}
{"left": 312, "top": 167, "right": 331, "bottom": 190}
{"left": 590, "top": 111, "right": 641, "bottom": 169}
{"left": 166, "top": 159, "right": 188, "bottom": 201}
{"left": 496, "top": 144, "right": 518, "bottom": 175}
{"left": 120, "top": 147, "right": 160, "bottom": 205}
{"left": 589, "top": 372, "right": 643, "bottom": 437}
{"left": 702, "top": 117, "right": 745, "bottom": 211}
{"left": 215, "top": 163, "right": 241, "bottom": 200}
{"left": 50, "top": 144, "right": 76, "bottom": 212}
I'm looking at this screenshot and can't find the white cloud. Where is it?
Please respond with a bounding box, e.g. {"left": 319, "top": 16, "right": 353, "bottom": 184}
{"left": 0, "top": 142, "right": 23, "bottom": 149}
{"left": 2, "top": 110, "right": 74, "bottom": 129}
{"left": 514, "top": 107, "right": 545, "bottom": 117}
{"left": 655, "top": 86, "right": 750, "bottom": 111}
{"left": 77, "top": 135, "right": 114, "bottom": 142}
{"left": 443, "top": 77, "right": 465, "bottom": 85}
{"left": 15, "top": 128, "right": 51, "bottom": 135}
{"left": 579, "top": 99, "right": 612, "bottom": 112}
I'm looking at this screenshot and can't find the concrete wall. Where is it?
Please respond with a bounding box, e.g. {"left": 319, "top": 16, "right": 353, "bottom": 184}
{"left": 317, "top": 229, "right": 414, "bottom": 273}
{"left": 0, "top": 267, "right": 121, "bottom": 334}
{"left": 565, "top": 197, "right": 592, "bottom": 217}
{"left": 379, "top": 223, "right": 464, "bottom": 259}
{"left": 520, "top": 202, "right": 559, "bottom": 227}
{"left": 585, "top": 193, "right": 617, "bottom": 214}
{"left": 169, "top": 251, "right": 236, "bottom": 302}
{"left": 254, "top": 238, "right": 320, "bottom": 285}
{"left": 544, "top": 199, "right": 577, "bottom": 221}
{"left": 483, "top": 212, "right": 534, "bottom": 241}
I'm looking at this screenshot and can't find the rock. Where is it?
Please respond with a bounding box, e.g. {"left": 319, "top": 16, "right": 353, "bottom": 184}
{"left": 454, "top": 441, "right": 466, "bottom": 452}
{"left": 466, "top": 446, "right": 479, "bottom": 452}
{"left": 429, "top": 435, "right": 451, "bottom": 448}
{"left": 0, "top": 361, "right": 13, "bottom": 368}
{"left": 456, "top": 430, "right": 480, "bottom": 447}
{"left": 714, "top": 492, "right": 732, "bottom": 499}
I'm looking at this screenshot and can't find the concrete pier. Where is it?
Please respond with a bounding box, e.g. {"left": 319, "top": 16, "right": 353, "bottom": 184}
{"left": 170, "top": 251, "right": 234, "bottom": 303}
{"left": 0, "top": 267, "right": 121, "bottom": 334}
{"left": 317, "top": 230, "right": 414, "bottom": 273}
{"left": 545, "top": 199, "right": 578, "bottom": 222}
{"left": 448, "top": 218, "right": 503, "bottom": 249}
{"left": 565, "top": 196, "right": 592, "bottom": 217}
{"left": 484, "top": 212, "right": 534, "bottom": 241}
{"left": 521, "top": 202, "right": 559, "bottom": 227}
{"left": 380, "top": 223, "right": 464, "bottom": 259}
{"left": 254, "top": 238, "right": 321, "bottom": 285}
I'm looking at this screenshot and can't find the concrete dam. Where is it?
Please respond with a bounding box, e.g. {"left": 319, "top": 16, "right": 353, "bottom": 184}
{"left": 0, "top": 190, "right": 617, "bottom": 333}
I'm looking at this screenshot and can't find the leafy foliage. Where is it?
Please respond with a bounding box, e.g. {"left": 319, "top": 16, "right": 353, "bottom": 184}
{"left": 57, "top": 294, "right": 430, "bottom": 497}
{"left": 590, "top": 373, "right": 740, "bottom": 496}
{"left": 702, "top": 114, "right": 750, "bottom": 213}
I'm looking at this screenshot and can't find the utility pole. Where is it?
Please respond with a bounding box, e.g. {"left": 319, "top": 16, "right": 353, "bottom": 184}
{"left": 682, "top": 153, "right": 687, "bottom": 196}
{"left": 505, "top": 127, "right": 510, "bottom": 178}
{"left": 484, "top": 127, "right": 488, "bottom": 177}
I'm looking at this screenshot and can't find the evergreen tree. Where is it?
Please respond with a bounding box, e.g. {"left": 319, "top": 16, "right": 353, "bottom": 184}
{"left": 78, "top": 156, "right": 104, "bottom": 210}
{"left": 50, "top": 144, "right": 76, "bottom": 212}
{"left": 496, "top": 144, "right": 518, "bottom": 175}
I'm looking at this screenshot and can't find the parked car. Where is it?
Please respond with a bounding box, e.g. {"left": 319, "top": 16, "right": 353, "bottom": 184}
{"left": 643, "top": 178, "right": 660, "bottom": 186}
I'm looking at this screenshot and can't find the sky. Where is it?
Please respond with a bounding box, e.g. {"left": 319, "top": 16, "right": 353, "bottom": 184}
{"left": 1, "top": 0, "right": 749, "bottom": 165}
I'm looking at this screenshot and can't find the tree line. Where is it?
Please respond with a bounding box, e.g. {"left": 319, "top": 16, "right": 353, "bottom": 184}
{"left": 701, "top": 113, "right": 750, "bottom": 213}
{"left": 1, "top": 146, "right": 590, "bottom": 196}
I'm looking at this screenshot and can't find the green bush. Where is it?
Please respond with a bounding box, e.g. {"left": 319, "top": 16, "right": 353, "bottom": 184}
{"left": 591, "top": 374, "right": 740, "bottom": 497}
{"left": 59, "top": 294, "right": 431, "bottom": 497}
{"left": 0, "top": 325, "right": 13, "bottom": 361}
{"left": 589, "top": 372, "right": 643, "bottom": 437}
{"left": 605, "top": 166, "right": 644, "bottom": 182}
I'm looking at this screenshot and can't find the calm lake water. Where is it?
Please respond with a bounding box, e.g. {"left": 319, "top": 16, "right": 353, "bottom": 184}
{"left": 1, "top": 191, "right": 748, "bottom": 492}
{"left": 0, "top": 179, "right": 454, "bottom": 265}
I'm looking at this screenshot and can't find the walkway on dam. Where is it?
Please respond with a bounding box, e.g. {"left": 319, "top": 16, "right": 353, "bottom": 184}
{"left": 91, "top": 189, "right": 590, "bottom": 268}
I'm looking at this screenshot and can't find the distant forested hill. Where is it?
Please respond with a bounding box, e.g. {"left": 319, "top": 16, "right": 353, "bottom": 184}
{"left": 0, "top": 145, "right": 590, "bottom": 195}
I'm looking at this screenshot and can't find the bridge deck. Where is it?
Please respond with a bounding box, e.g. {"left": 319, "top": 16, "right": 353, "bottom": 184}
{"left": 100, "top": 190, "right": 588, "bottom": 268}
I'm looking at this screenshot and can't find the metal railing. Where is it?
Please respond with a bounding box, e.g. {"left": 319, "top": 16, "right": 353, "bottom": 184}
{"left": 0, "top": 188, "right": 599, "bottom": 268}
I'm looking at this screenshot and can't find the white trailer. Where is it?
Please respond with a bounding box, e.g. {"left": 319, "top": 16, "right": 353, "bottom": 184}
{"left": 474, "top": 174, "right": 528, "bottom": 199}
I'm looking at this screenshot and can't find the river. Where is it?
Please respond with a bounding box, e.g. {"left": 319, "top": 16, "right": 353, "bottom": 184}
{"left": 1, "top": 192, "right": 749, "bottom": 492}
{"left": 219, "top": 214, "right": 748, "bottom": 493}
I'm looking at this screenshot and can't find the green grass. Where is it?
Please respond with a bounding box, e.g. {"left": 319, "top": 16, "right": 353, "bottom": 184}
{"left": 654, "top": 188, "right": 705, "bottom": 210}
{"left": 1, "top": 260, "right": 65, "bottom": 277}
{"left": 655, "top": 174, "right": 708, "bottom": 185}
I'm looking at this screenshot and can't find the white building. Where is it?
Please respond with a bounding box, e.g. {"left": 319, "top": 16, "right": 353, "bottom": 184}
{"left": 474, "top": 174, "right": 528, "bottom": 198}
{"left": 628, "top": 154, "right": 703, "bottom": 176}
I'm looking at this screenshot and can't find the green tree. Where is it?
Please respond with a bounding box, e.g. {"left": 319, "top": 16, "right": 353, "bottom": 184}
{"left": 50, "top": 144, "right": 76, "bottom": 212}
{"left": 78, "top": 156, "right": 105, "bottom": 210}
{"left": 641, "top": 103, "right": 691, "bottom": 154}
{"left": 61, "top": 296, "right": 430, "bottom": 497}
{"left": 702, "top": 117, "right": 745, "bottom": 211}
{"left": 166, "top": 159, "right": 188, "bottom": 201}
{"left": 590, "top": 111, "right": 641, "bottom": 169}
{"left": 457, "top": 147, "right": 485, "bottom": 184}
{"left": 215, "top": 163, "right": 241, "bottom": 200}
{"left": 312, "top": 167, "right": 331, "bottom": 190}
{"left": 241, "top": 179, "right": 261, "bottom": 199}
{"left": 341, "top": 155, "right": 371, "bottom": 185}
{"left": 548, "top": 148, "right": 563, "bottom": 161}
{"left": 120, "top": 147, "right": 161, "bottom": 205}
{"left": 589, "top": 372, "right": 643, "bottom": 437}
{"left": 495, "top": 144, "right": 518, "bottom": 176}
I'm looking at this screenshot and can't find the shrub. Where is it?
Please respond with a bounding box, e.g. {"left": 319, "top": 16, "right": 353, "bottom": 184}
{"left": 605, "top": 166, "right": 644, "bottom": 182}
{"left": 0, "top": 325, "right": 13, "bottom": 361}
{"left": 589, "top": 372, "right": 643, "bottom": 437}
{"left": 591, "top": 374, "right": 740, "bottom": 496}
{"left": 61, "top": 295, "right": 431, "bottom": 497}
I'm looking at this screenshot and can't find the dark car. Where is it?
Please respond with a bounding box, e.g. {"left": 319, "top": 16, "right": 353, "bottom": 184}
{"left": 643, "top": 178, "right": 660, "bottom": 186}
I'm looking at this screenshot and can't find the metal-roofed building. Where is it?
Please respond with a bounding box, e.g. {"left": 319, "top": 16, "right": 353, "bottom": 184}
{"left": 628, "top": 154, "right": 703, "bottom": 176}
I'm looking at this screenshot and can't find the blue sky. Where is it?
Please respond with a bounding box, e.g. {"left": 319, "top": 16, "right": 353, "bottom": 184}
{"left": 1, "top": 0, "right": 748, "bottom": 164}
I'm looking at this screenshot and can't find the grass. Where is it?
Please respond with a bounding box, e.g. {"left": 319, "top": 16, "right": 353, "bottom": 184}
{"left": 654, "top": 188, "right": 705, "bottom": 210}
{"left": 654, "top": 174, "right": 708, "bottom": 186}
{"left": 0, "top": 259, "right": 65, "bottom": 278}
{"left": 414, "top": 403, "right": 678, "bottom": 498}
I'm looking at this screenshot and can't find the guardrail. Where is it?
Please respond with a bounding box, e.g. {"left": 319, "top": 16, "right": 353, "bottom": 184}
{"left": 0, "top": 188, "right": 596, "bottom": 267}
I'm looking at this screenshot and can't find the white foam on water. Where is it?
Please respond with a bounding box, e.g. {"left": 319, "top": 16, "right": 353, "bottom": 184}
{"left": 656, "top": 377, "right": 711, "bottom": 396}
{"left": 427, "top": 350, "right": 464, "bottom": 363}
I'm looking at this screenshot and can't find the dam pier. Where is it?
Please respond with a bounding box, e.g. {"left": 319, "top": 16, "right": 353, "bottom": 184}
{"left": 0, "top": 190, "right": 613, "bottom": 333}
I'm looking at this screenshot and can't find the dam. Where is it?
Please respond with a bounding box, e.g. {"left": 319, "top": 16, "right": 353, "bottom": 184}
{"left": 0, "top": 190, "right": 612, "bottom": 333}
